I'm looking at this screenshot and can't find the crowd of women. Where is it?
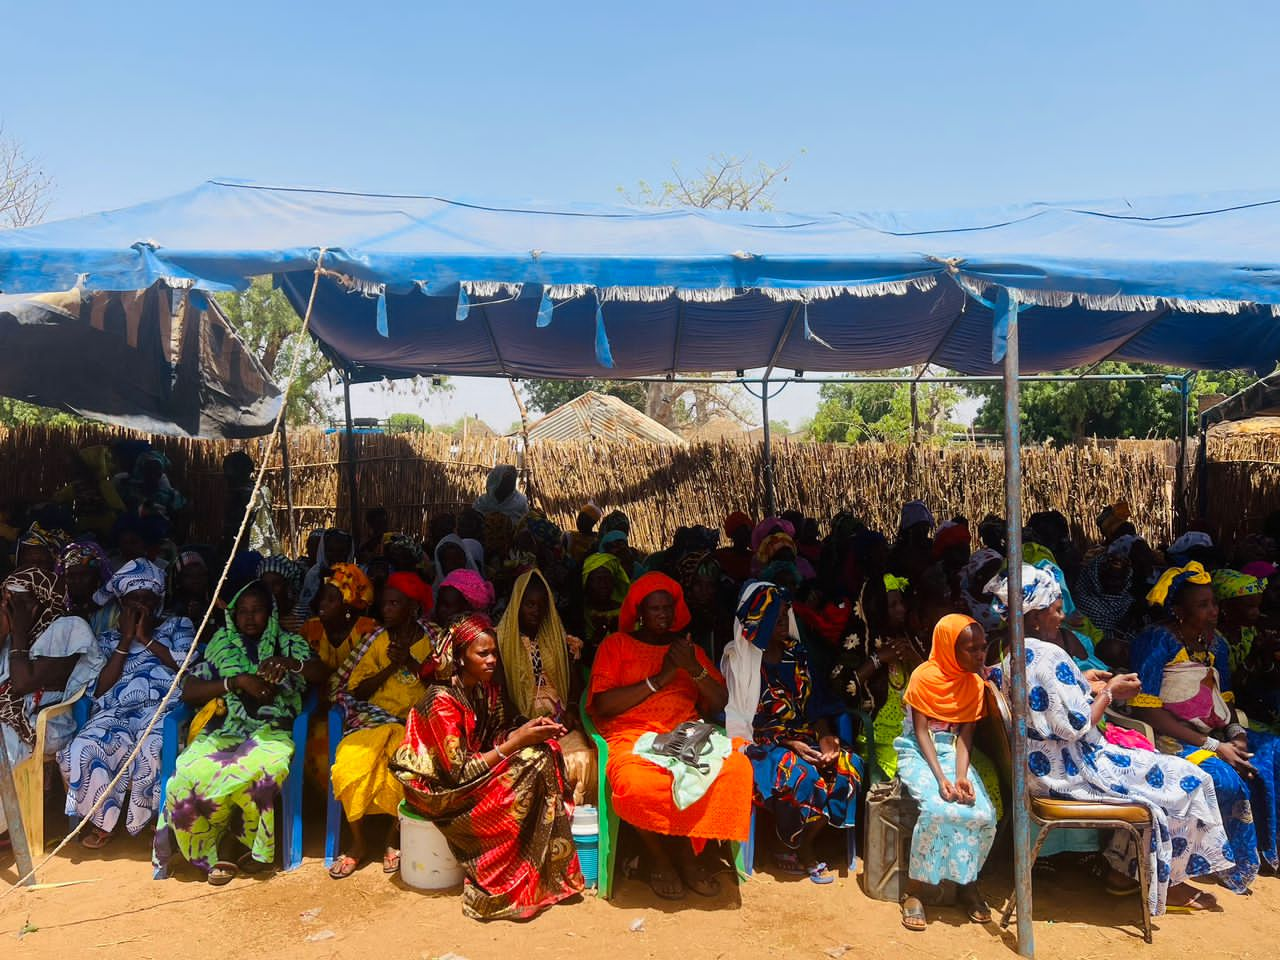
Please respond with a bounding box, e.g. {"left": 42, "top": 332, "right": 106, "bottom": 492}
{"left": 3, "top": 446, "right": 1280, "bottom": 931}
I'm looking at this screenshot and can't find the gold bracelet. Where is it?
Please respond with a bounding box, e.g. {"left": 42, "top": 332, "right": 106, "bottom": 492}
{"left": 691, "top": 665, "right": 709, "bottom": 682}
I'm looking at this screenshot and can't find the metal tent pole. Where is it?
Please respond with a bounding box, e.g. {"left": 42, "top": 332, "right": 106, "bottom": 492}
{"left": 341, "top": 370, "right": 360, "bottom": 542}
{"left": 997, "top": 288, "right": 1035, "bottom": 958}
{"left": 0, "top": 738, "right": 36, "bottom": 885}
{"left": 279, "top": 418, "right": 298, "bottom": 557}
{"left": 1174, "top": 373, "right": 1193, "bottom": 535}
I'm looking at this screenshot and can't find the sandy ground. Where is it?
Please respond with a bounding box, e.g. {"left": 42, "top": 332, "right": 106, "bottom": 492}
{"left": 1, "top": 822, "right": 1277, "bottom": 960}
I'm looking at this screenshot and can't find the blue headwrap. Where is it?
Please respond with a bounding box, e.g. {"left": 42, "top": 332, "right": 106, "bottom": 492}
{"left": 735, "top": 580, "right": 791, "bottom": 650}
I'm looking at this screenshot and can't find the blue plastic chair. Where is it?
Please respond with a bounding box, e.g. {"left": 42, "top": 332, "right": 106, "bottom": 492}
{"left": 323, "top": 704, "right": 343, "bottom": 867}
{"left": 154, "top": 687, "right": 318, "bottom": 879}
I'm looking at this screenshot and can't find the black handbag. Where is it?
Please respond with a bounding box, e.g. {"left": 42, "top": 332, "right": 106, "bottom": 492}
{"left": 649, "top": 721, "right": 718, "bottom": 773}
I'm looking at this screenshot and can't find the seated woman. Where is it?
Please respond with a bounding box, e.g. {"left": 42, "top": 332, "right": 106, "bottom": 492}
{"left": 728, "top": 582, "right": 862, "bottom": 883}
{"left": 895, "top": 614, "right": 997, "bottom": 932}
{"left": 1212, "top": 569, "right": 1277, "bottom": 729}
{"left": 588, "top": 573, "right": 752, "bottom": 901}
{"left": 432, "top": 533, "right": 485, "bottom": 592}
{"left": 1129, "top": 562, "right": 1280, "bottom": 891}
{"left": 154, "top": 581, "right": 325, "bottom": 884}
{"left": 62, "top": 560, "right": 194, "bottom": 848}
{"left": 430, "top": 568, "right": 496, "bottom": 636}
{"left": 13, "top": 523, "right": 66, "bottom": 573}
{"left": 1076, "top": 542, "right": 1144, "bottom": 668}
{"left": 0, "top": 568, "right": 104, "bottom": 843}
{"left": 299, "top": 562, "right": 378, "bottom": 672}
{"left": 991, "top": 565, "right": 1233, "bottom": 914}
{"left": 496, "top": 570, "right": 593, "bottom": 803}
{"left": 393, "top": 613, "right": 584, "bottom": 920}
{"left": 329, "top": 572, "right": 438, "bottom": 879}
{"left": 257, "top": 555, "right": 307, "bottom": 634}
{"left": 60, "top": 540, "right": 117, "bottom": 635}
{"left": 295, "top": 528, "right": 354, "bottom": 623}
{"left": 167, "top": 550, "right": 212, "bottom": 626}
{"left": 1027, "top": 559, "right": 1111, "bottom": 673}
{"left": 581, "top": 553, "right": 630, "bottom": 656}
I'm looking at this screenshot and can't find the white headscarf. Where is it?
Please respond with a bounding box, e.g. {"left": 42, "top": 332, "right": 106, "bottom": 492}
{"left": 432, "top": 533, "right": 485, "bottom": 591}
{"left": 720, "top": 580, "right": 800, "bottom": 742}
{"left": 984, "top": 563, "right": 1062, "bottom": 616}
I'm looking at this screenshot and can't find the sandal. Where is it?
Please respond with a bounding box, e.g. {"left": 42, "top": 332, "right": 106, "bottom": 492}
{"left": 772, "top": 851, "right": 808, "bottom": 876}
{"left": 648, "top": 867, "right": 686, "bottom": 901}
{"left": 80, "top": 828, "right": 113, "bottom": 850}
{"left": 958, "top": 886, "right": 992, "bottom": 923}
{"left": 238, "top": 852, "right": 272, "bottom": 875}
{"left": 900, "top": 895, "right": 927, "bottom": 932}
{"left": 680, "top": 862, "right": 722, "bottom": 898}
{"left": 208, "top": 861, "right": 239, "bottom": 886}
{"left": 1106, "top": 879, "right": 1141, "bottom": 896}
{"left": 806, "top": 862, "right": 835, "bottom": 885}
{"left": 382, "top": 848, "right": 401, "bottom": 874}
{"left": 328, "top": 854, "right": 361, "bottom": 880}
{"left": 1166, "top": 889, "right": 1219, "bottom": 913}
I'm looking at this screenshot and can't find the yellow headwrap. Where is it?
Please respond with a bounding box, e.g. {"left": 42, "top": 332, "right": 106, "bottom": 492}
{"left": 1146, "top": 561, "right": 1212, "bottom": 608}
{"left": 495, "top": 569, "right": 572, "bottom": 720}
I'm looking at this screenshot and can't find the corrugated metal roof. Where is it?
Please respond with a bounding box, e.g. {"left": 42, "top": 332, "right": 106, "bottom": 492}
{"left": 526, "top": 392, "right": 687, "bottom": 445}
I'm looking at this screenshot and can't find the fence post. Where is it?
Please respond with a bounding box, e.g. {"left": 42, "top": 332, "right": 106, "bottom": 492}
{"left": 760, "top": 375, "right": 776, "bottom": 517}
{"left": 279, "top": 418, "right": 298, "bottom": 557}
{"left": 342, "top": 369, "right": 360, "bottom": 542}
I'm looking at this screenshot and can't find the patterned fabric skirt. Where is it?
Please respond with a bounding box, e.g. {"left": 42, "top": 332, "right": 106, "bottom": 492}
{"left": 399, "top": 741, "right": 584, "bottom": 921}
{"left": 746, "top": 742, "right": 861, "bottom": 847}
{"left": 1175, "top": 742, "right": 1272, "bottom": 891}
{"left": 60, "top": 708, "right": 163, "bottom": 835}
{"left": 152, "top": 727, "right": 293, "bottom": 874}
{"left": 895, "top": 730, "right": 997, "bottom": 886}
{"left": 331, "top": 722, "right": 406, "bottom": 821}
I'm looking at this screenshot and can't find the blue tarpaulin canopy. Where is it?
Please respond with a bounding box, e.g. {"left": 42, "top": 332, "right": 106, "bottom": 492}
{"left": 2, "top": 180, "right": 1279, "bottom": 379}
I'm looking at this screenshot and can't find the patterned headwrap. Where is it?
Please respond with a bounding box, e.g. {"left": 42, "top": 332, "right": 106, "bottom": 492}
{"left": 2, "top": 567, "right": 67, "bottom": 636}
{"left": 447, "top": 612, "right": 495, "bottom": 652}
{"left": 883, "top": 573, "right": 911, "bottom": 594}
{"left": 1097, "top": 500, "right": 1132, "bottom": 540}
{"left": 439, "top": 569, "right": 496, "bottom": 612}
{"left": 256, "top": 554, "right": 305, "bottom": 595}
{"left": 15, "top": 522, "right": 68, "bottom": 564}
{"left": 519, "top": 510, "right": 563, "bottom": 551}
{"left": 961, "top": 548, "right": 1004, "bottom": 591}
{"left": 600, "top": 510, "right": 631, "bottom": 537}
{"left": 756, "top": 531, "right": 797, "bottom": 567}
{"left": 325, "top": 562, "right": 375, "bottom": 611}
{"left": 985, "top": 563, "right": 1062, "bottom": 615}
{"left": 58, "top": 540, "right": 112, "bottom": 585}
{"left": 1211, "top": 569, "right": 1265, "bottom": 602}
{"left": 1146, "top": 561, "right": 1213, "bottom": 608}
{"left": 676, "top": 550, "right": 720, "bottom": 591}
{"left": 94, "top": 558, "right": 166, "bottom": 606}
{"left": 1169, "top": 531, "right": 1214, "bottom": 560}
{"left": 383, "top": 533, "right": 425, "bottom": 563}
{"left": 734, "top": 581, "right": 791, "bottom": 650}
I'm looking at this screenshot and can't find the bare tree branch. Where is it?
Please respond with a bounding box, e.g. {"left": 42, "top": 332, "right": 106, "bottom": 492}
{"left": 0, "top": 126, "right": 53, "bottom": 229}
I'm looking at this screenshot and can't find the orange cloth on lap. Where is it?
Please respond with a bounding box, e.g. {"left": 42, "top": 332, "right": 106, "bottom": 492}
{"left": 588, "top": 630, "right": 751, "bottom": 841}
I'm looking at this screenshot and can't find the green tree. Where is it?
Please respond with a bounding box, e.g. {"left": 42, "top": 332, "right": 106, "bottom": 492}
{"left": 216, "top": 277, "right": 336, "bottom": 425}
{"left": 967, "top": 363, "right": 1266, "bottom": 441}
{"left": 385, "top": 412, "right": 428, "bottom": 434}
{"left": 0, "top": 398, "right": 81, "bottom": 428}
{"left": 521, "top": 379, "right": 648, "bottom": 414}
{"left": 809, "top": 374, "right": 962, "bottom": 444}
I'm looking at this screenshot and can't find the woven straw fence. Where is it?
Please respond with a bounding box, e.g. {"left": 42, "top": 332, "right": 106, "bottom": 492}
{"left": 1202, "top": 432, "right": 1280, "bottom": 543}
{"left": 0, "top": 423, "right": 1194, "bottom": 552}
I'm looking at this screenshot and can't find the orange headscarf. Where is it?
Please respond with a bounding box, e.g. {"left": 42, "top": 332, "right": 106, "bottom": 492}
{"left": 902, "top": 613, "right": 986, "bottom": 724}
{"left": 618, "top": 572, "right": 692, "bottom": 633}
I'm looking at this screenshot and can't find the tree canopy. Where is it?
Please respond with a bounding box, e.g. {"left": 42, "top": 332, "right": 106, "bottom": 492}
{"left": 808, "top": 374, "right": 963, "bottom": 444}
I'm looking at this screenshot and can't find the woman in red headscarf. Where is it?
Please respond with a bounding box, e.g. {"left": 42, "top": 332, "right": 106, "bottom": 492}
{"left": 588, "top": 573, "right": 753, "bottom": 901}
{"left": 393, "top": 613, "right": 584, "bottom": 921}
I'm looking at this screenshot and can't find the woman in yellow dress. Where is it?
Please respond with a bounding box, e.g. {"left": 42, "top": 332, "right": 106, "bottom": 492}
{"left": 299, "top": 563, "right": 378, "bottom": 670}
{"left": 328, "top": 572, "right": 438, "bottom": 879}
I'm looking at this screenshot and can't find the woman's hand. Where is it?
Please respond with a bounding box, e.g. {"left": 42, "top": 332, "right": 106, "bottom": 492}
{"left": 233, "top": 673, "right": 277, "bottom": 701}
{"left": 509, "top": 716, "right": 566, "bottom": 750}
{"left": 953, "top": 776, "right": 976, "bottom": 806}
{"left": 818, "top": 735, "right": 841, "bottom": 765}
{"left": 785, "top": 739, "right": 824, "bottom": 764}
{"left": 937, "top": 777, "right": 960, "bottom": 803}
{"left": 1105, "top": 673, "right": 1142, "bottom": 702}
{"left": 663, "top": 635, "right": 701, "bottom": 675}
{"left": 258, "top": 657, "right": 297, "bottom": 684}
{"left": 1217, "top": 740, "right": 1258, "bottom": 778}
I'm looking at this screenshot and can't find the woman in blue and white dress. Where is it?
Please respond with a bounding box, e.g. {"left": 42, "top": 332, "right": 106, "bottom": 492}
{"left": 60, "top": 559, "right": 195, "bottom": 849}
{"left": 992, "top": 564, "right": 1239, "bottom": 916}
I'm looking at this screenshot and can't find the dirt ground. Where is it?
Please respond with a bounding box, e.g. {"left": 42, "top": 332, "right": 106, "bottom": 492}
{"left": 1, "top": 826, "right": 1277, "bottom": 960}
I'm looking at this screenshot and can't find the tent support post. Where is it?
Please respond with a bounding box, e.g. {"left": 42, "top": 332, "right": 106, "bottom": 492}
{"left": 342, "top": 370, "right": 360, "bottom": 542}
{"left": 279, "top": 418, "right": 298, "bottom": 557}
{"left": 998, "top": 288, "right": 1035, "bottom": 959}
{"left": 1196, "top": 412, "right": 1210, "bottom": 521}
{"left": 0, "top": 729, "right": 36, "bottom": 885}
{"left": 761, "top": 375, "right": 776, "bottom": 517}
{"left": 1175, "top": 372, "right": 1193, "bottom": 535}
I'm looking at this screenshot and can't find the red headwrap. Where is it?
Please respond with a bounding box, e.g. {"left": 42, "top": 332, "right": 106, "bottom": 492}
{"left": 618, "top": 571, "right": 692, "bottom": 633}
{"left": 447, "top": 612, "right": 495, "bottom": 650}
{"left": 385, "top": 571, "right": 433, "bottom": 612}
{"left": 723, "top": 510, "right": 754, "bottom": 537}
{"left": 931, "top": 521, "right": 972, "bottom": 559}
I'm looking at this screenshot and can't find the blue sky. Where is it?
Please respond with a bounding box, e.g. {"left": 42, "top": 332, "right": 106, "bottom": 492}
{"left": 4, "top": 1, "right": 1278, "bottom": 429}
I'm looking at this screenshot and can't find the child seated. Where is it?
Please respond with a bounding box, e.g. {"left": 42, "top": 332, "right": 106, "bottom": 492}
{"left": 894, "top": 613, "right": 997, "bottom": 931}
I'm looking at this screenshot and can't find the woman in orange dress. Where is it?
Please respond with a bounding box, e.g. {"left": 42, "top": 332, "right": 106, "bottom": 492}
{"left": 588, "top": 573, "right": 752, "bottom": 901}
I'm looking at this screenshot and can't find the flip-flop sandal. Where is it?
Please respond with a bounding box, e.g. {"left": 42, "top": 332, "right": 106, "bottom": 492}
{"left": 328, "top": 854, "right": 361, "bottom": 880}
{"left": 682, "top": 865, "right": 721, "bottom": 898}
{"left": 648, "top": 868, "right": 686, "bottom": 901}
{"left": 208, "top": 861, "right": 239, "bottom": 886}
{"left": 382, "top": 849, "right": 401, "bottom": 874}
{"left": 80, "top": 829, "right": 112, "bottom": 850}
{"left": 238, "top": 852, "right": 272, "bottom": 875}
{"left": 901, "top": 896, "right": 927, "bottom": 932}
{"left": 772, "top": 851, "right": 808, "bottom": 876}
{"left": 1166, "top": 890, "right": 1218, "bottom": 913}
{"left": 806, "top": 862, "right": 835, "bottom": 885}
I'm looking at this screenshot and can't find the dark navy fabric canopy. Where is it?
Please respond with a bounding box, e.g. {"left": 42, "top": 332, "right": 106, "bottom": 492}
{"left": 2, "top": 180, "right": 1279, "bottom": 378}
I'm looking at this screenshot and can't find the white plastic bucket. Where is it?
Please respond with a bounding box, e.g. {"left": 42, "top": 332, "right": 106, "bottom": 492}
{"left": 399, "top": 802, "right": 464, "bottom": 890}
